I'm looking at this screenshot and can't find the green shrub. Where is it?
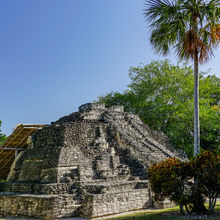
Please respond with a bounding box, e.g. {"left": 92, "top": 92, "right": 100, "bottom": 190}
{"left": 148, "top": 151, "right": 220, "bottom": 215}
{"left": 148, "top": 158, "right": 192, "bottom": 213}
{"left": 193, "top": 151, "right": 220, "bottom": 213}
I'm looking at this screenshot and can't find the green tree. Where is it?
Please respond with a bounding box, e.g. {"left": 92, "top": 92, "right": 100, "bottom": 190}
{"left": 144, "top": 0, "right": 220, "bottom": 156}
{"left": 0, "top": 121, "right": 6, "bottom": 146}
{"left": 98, "top": 60, "right": 220, "bottom": 157}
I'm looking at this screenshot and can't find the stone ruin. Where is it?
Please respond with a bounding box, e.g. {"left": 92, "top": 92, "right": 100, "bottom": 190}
{"left": 0, "top": 103, "right": 187, "bottom": 219}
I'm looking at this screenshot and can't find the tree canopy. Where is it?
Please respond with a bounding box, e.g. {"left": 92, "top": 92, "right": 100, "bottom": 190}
{"left": 98, "top": 60, "right": 220, "bottom": 157}
{"left": 144, "top": 0, "right": 220, "bottom": 156}
{"left": 0, "top": 121, "right": 6, "bottom": 146}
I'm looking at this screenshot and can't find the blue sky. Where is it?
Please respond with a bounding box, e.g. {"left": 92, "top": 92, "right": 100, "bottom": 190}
{"left": 1, "top": 0, "right": 220, "bottom": 136}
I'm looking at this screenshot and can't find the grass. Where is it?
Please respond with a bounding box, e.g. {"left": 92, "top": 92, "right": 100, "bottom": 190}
{"left": 103, "top": 202, "right": 220, "bottom": 220}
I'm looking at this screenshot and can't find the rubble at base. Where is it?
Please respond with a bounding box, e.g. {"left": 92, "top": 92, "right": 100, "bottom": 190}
{"left": 0, "top": 103, "right": 187, "bottom": 219}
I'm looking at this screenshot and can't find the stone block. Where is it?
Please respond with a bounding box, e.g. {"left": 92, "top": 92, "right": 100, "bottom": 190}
{"left": 78, "top": 103, "right": 105, "bottom": 113}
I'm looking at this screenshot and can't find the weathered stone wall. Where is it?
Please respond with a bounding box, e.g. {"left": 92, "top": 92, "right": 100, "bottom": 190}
{"left": 0, "top": 182, "right": 151, "bottom": 219}
{"left": 0, "top": 182, "right": 75, "bottom": 195}
{"left": 81, "top": 188, "right": 151, "bottom": 218}
{"left": 0, "top": 193, "right": 81, "bottom": 219}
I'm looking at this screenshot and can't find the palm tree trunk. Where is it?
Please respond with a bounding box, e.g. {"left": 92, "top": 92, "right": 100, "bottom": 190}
{"left": 193, "top": 14, "right": 200, "bottom": 157}
{"left": 194, "top": 48, "right": 200, "bottom": 157}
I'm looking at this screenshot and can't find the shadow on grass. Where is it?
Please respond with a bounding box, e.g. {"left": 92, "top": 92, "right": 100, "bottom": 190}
{"left": 104, "top": 202, "right": 220, "bottom": 220}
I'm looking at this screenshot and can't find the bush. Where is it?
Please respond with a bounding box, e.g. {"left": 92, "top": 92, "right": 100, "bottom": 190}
{"left": 148, "top": 158, "right": 192, "bottom": 213}
{"left": 148, "top": 151, "right": 220, "bottom": 214}
{"left": 193, "top": 151, "right": 220, "bottom": 213}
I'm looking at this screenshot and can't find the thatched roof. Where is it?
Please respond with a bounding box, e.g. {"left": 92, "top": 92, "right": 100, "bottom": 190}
{"left": 0, "top": 124, "right": 45, "bottom": 180}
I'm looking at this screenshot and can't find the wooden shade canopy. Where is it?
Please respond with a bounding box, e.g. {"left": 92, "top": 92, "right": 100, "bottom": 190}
{"left": 0, "top": 124, "right": 45, "bottom": 180}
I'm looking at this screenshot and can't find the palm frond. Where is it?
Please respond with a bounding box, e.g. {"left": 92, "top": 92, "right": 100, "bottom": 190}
{"left": 144, "top": 0, "right": 179, "bottom": 24}
{"left": 145, "top": 0, "right": 220, "bottom": 64}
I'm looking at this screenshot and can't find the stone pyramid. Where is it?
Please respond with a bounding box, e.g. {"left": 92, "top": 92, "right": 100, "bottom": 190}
{"left": 0, "top": 103, "right": 187, "bottom": 219}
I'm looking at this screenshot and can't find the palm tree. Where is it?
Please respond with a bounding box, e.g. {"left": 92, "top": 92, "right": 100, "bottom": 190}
{"left": 144, "top": 0, "right": 220, "bottom": 156}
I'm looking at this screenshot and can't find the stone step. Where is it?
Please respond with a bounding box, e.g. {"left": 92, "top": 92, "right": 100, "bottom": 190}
{"left": 83, "top": 180, "right": 149, "bottom": 194}
{"left": 0, "top": 182, "right": 80, "bottom": 195}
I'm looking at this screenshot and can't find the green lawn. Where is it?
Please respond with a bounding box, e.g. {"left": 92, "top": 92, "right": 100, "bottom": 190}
{"left": 103, "top": 202, "right": 220, "bottom": 220}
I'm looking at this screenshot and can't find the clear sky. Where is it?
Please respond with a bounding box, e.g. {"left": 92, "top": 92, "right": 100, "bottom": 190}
{"left": 1, "top": 0, "right": 220, "bottom": 136}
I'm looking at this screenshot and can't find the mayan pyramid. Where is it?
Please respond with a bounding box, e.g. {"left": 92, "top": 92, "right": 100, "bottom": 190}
{"left": 0, "top": 103, "right": 187, "bottom": 219}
